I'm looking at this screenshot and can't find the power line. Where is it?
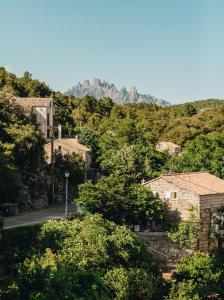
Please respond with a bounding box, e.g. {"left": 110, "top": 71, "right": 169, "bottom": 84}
{"left": 0, "top": 166, "right": 49, "bottom": 179}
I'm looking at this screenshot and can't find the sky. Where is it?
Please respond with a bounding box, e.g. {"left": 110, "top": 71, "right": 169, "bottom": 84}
{"left": 1, "top": 0, "right": 224, "bottom": 104}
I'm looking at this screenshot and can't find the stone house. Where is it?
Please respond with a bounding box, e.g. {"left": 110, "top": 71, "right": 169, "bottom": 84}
{"left": 156, "top": 141, "right": 182, "bottom": 156}
{"left": 143, "top": 172, "right": 224, "bottom": 251}
{"left": 44, "top": 137, "right": 92, "bottom": 169}
{"left": 13, "top": 97, "right": 54, "bottom": 140}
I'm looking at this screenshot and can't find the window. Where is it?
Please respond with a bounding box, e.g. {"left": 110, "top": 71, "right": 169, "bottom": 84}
{"left": 152, "top": 191, "right": 159, "bottom": 198}
{"left": 47, "top": 113, "right": 50, "bottom": 126}
{"left": 164, "top": 191, "right": 171, "bottom": 199}
{"left": 58, "top": 145, "right": 62, "bottom": 152}
{"left": 47, "top": 129, "right": 50, "bottom": 139}
{"left": 171, "top": 191, "right": 177, "bottom": 199}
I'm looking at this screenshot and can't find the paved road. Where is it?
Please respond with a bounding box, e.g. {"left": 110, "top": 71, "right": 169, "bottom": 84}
{"left": 3, "top": 204, "right": 75, "bottom": 229}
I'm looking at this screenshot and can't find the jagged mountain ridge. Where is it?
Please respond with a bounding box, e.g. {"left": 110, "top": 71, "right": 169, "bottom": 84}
{"left": 65, "top": 79, "right": 170, "bottom": 106}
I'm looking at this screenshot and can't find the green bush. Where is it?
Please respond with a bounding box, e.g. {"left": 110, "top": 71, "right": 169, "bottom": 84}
{"left": 76, "top": 177, "right": 165, "bottom": 227}
{"left": 0, "top": 225, "right": 40, "bottom": 276}
{"left": 167, "top": 212, "right": 199, "bottom": 248}
{"left": 11, "top": 214, "right": 162, "bottom": 300}
{"left": 169, "top": 251, "right": 224, "bottom": 299}
{"left": 166, "top": 280, "right": 201, "bottom": 300}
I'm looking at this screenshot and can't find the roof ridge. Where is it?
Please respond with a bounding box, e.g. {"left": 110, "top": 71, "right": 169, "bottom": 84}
{"left": 143, "top": 172, "right": 224, "bottom": 196}
{"left": 172, "top": 173, "right": 220, "bottom": 194}
{"left": 162, "top": 172, "right": 208, "bottom": 176}
{"left": 14, "top": 96, "right": 52, "bottom": 99}
{"left": 53, "top": 138, "right": 91, "bottom": 151}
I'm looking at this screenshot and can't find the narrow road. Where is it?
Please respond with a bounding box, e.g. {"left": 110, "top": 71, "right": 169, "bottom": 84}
{"left": 3, "top": 204, "right": 75, "bottom": 229}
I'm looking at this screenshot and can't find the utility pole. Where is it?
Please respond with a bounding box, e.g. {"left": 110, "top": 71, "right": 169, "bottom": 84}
{"left": 50, "top": 98, "right": 55, "bottom": 204}
{"left": 50, "top": 132, "right": 55, "bottom": 204}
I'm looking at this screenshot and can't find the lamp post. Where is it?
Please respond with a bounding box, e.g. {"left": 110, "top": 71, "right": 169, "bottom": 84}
{"left": 65, "top": 170, "right": 70, "bottom": 217}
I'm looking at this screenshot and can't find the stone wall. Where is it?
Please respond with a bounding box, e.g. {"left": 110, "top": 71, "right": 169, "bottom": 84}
{"left": 17, "top": 174, "right": 50, "bottom": 211}
{"left": 144, "top": 178, "right": 200, "bottom": 220}
{"left": 138, "top": 231, "right": 194, "bottom": 265}
{"left": 199, "top": 194, "right": 224, "bottom": 251}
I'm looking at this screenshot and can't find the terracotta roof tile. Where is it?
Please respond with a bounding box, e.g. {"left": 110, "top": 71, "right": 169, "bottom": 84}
{"left": 13, "top": 97, "right": 52, "bottom": 108}
{"left": 44, "top": 139, "right": 91, "bottom": 163}
{"left": 144, "top": 172, "right": 224, "bottom": 195}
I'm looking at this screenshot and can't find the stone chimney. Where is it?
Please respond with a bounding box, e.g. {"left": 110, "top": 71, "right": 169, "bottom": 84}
{"left": 58, "top": 124, "right": 62, "bottom": 139}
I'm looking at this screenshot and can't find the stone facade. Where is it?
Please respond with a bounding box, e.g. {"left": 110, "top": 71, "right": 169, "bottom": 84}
{"left": 144, "top": 177, "right": 200, "bottom": 220}
{"left": 143, "top": 173, "right": 224, "bottom": 251}
{"left": 32, "top": 104, "right": 53, "bottom": 140}
{"left": 13, "top": 97, "right": 54, "bottom": 140}
{"left": 44, "top": 138, "right": 92, "bottom": 169}
{"left": 138, "top": 231, "right": 194, "bottom": 265}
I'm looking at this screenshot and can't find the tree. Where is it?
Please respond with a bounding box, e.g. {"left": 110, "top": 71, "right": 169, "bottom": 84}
{"left": 54, "top": 150, "right": 85, "bottom": 186}
{"left": 99, "top": 144, "right": 167, "bottom": 185}
{"left": 169, "top": 133, "right": 224, "bottom": 178}
{"left": 0, "top": 96, "right": 46, "bottom": 204}
{"left": 180, "top": 103, "right": 197, "bottom": 117}
{"left": 0, "top": 147, "right": 20, "bottom": 204}
{"left": 79, "top": 126, "right": 99, "bottom": 166}
{"left": 76, "top": 176, "right": 165, "bottom": 226}
{"left": 10, "top": 214, "right": 161, "bottom": 299}
{"left": 210, "top": 207, "right": 224, "bottom": 249}
{"left": 168, "top": 251, "right": 224, "bottom": 299}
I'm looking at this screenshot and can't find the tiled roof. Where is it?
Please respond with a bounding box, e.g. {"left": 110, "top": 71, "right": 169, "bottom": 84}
{"left": 44, "top": 138, "right": 91, "bottom": 163}
{"left": 144, "top": 172, "right": 224, "bottom": 195}
{"left": 13, "top": 97, "right": 52, "bottom": 108}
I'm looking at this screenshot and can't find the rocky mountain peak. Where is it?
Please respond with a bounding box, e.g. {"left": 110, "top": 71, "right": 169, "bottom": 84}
{"left": 65, "top": 79, "right": 170, "bottom": 106}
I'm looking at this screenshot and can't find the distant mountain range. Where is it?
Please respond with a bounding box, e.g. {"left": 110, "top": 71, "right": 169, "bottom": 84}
{"left": 65, "top": 79, "right": 170, "bottom": 106}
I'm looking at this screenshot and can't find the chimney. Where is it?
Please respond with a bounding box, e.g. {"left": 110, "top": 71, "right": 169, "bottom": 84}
{"left": 75, "top": 134, "right": 80, "bottom": 143}
{"left": 58, "top": 124, "right": 62, "bottom": 139}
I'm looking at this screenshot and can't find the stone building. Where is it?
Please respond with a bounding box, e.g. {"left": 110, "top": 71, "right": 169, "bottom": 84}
{"left": 13, "top": 97, "right": 54, "bottom": 140}
{"left": 44, "top": 137, "right": 92, "bottom": 168}
{"left": 143, "top": 172, "right": 224, "bottom": 251}
{"left": 156, "top": 141, "right": 182, "bottom": 156}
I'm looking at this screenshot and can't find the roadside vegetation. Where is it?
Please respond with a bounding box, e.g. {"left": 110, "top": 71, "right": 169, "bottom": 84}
{"left": 1, "top": 215, "right": 163, "bottom": 300}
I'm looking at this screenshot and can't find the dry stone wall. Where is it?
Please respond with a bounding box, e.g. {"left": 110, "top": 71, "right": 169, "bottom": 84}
{"left": 138, "top": 231, "right": 194, "bottom": 265}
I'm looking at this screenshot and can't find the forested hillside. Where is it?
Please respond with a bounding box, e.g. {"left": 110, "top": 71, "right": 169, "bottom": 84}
{"left": 0, "top": 68, "right": 84, "bottom": 207}
{"left": 1, "top": 68, "right": 224, "bottom": 299}
{"left": 1, "top": 66, "right": 224, "bottom": 207}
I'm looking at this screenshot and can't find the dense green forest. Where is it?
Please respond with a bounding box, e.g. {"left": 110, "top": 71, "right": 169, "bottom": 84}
{"left": 1, "top": 66, "right": 224, "bottom": 208}
{"left": 1, "top": 67, "right": 224, "bottom": 299}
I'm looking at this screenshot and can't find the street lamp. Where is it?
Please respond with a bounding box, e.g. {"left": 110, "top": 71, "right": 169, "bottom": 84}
{"left": 65, "top": 170, "right": 70, "bottom": 217}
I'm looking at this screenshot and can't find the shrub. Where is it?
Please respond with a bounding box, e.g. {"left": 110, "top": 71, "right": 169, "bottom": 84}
{"left": 11, "top": 214, "right": 162, "bottom": 299}
{"left": 166, "top": 280, "right": 201, "bottom": 300}
{"left": 167, "top": 211, "right": 199, "bottom": 248}
{"left": 170, "top": 251, "right": 224, "bottom": 299}
{"left": 0, "top": 225, "right": 40, "bottom": 276}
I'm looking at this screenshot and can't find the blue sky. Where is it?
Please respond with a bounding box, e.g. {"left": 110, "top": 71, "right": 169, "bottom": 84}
{"left": 1, "top": 0, "right": 224, "bottom": 103}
